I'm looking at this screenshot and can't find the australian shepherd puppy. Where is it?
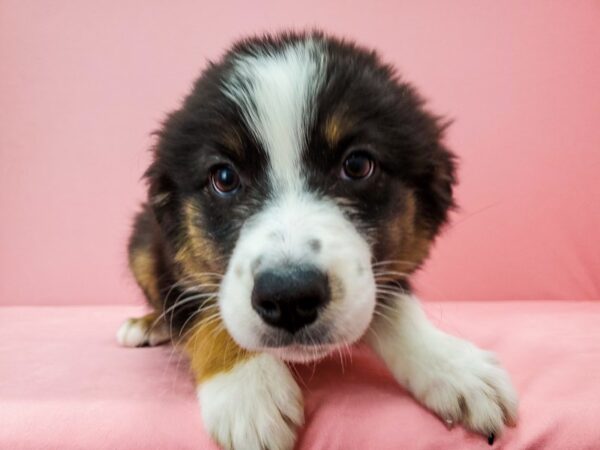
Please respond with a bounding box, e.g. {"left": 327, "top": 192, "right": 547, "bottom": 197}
{"left": 117, "top": 31, "right": 517, "bottom": 449}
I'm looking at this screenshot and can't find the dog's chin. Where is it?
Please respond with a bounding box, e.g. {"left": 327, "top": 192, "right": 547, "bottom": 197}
{"left": 255, "top": 325, "right": 360, "bottom": 363}
{"left": 226, "top": 323, "right": 348, "bottom": 363}
{"left": 266, "top": 344, "right": 339, "bottom": 363}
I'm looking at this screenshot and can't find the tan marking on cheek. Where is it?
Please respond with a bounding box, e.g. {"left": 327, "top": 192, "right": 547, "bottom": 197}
{"left": 184, "top": 315, "right": 253, "bottom": 382}
{"left": 386, "top": 192, "right": 433, "bottom": 276}
{"left": 130, "top": 248, "right": 160, "bottom": 304}
{"left": 175, "top": 200, "right": 224, "bottom": 284}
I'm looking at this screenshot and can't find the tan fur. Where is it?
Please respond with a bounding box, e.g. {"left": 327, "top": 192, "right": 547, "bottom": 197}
{"left": 185, "top": 316, "right": 253, "bottom": 382}
{"left": 324, "top": 112, "right": 354, "bottom": 148}
{"left": 169, "top": 200, "right": 251, "bottom": 382}
{"left": 386, "top": 192, "right": 433, "bottom": 277}
{"left": 175, "top": 200, "right": 224, "bottom": 284}
{"left": 128, "top": 311, "right": 162, "bottom": 331}
{"left": 328, "top": 272, "right": 345, "bottom": 303}
{"left": 221, "top": 128, "right": 244, "bottom": 156}
{"left": 129, "top": 248, "right": 161, "bottom": 305}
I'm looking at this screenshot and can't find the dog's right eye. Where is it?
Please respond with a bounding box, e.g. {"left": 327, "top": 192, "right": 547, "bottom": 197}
{"left": 341, "top": 151, "right": 375, "bottom": 180}
{"left": 210, "top": 165, "right": 241, "bottom": 195}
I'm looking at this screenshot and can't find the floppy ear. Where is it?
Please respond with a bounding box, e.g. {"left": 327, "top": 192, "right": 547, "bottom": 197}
{"left": 143, "top": 105, "right": 192, "bottom": 236}
{"left": 388, "top": 79, "right": 458, "bottom": 238}
{"left": 415, "top": 139, "right": 458, "bottom": 237}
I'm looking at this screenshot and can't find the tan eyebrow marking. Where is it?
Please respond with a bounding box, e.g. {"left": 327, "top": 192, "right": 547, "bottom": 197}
{"left": 323, "top": 110, "right": 355, "bottom": 148}
{"left": 220, "top": 127, "right": 244, "bottom": 157}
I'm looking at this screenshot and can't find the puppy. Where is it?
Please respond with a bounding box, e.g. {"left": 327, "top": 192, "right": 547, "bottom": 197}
{"left": 117, "top": 31, "right": 517, "bottom": 449}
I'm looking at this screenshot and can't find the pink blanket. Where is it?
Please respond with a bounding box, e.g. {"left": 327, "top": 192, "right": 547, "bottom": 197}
{"left": 2, "top": 301, "right": 599, "bottom": 449}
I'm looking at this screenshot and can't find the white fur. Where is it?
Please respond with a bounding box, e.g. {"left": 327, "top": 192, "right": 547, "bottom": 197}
{"left": 199, "top": 354, "right": 303, "bottom": 450}
{"left": 223, "top": 39, "right": 326, "bottom": 192}
{"left": 116, "top": 317, "right": 169, "bottom": 347}
{"left": 367, "top": 294, "right": 518, "bottom": 436}
{"left": 219, "top": 194, "right": 375, "bottom": 359}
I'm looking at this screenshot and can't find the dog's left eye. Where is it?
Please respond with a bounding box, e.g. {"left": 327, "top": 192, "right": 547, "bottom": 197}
{"left": 210, "top": 165, "right": 241, "bottom": 195}
{"left": 341, "top": 151, "right": 375, "bottom": 180}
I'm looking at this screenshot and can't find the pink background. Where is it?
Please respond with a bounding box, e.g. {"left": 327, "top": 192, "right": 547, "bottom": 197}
{"left": 1, "top": 1, "right": 599, "bottom": 306}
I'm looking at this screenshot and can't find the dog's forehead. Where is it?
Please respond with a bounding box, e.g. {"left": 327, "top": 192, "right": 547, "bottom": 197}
{"left": 221, "top": 39, "right": 327, "bottom": 189}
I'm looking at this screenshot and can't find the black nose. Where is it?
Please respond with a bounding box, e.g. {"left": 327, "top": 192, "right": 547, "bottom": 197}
{"left": 251, "top": 266, "right": 330, "bottom": 333}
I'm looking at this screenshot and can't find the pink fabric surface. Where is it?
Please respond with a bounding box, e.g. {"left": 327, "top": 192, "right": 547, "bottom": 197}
{"left": 2, "top": 301, "right": 599, "bottom": 449}
{"left": 2, "top": 1, "right": 600, "bottom": 306}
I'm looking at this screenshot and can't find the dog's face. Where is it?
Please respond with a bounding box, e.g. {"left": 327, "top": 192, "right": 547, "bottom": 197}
{"left": 149, "top": 33, "right": 456, "bottom": 362}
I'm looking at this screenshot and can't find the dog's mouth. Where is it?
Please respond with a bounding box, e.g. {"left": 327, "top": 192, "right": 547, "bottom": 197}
{"left": 255, "top": 314, "right": 349, "bottom": 362}
{"left": 258, "top": 320, "right": 332, "bottom": 348}
{"left": 265, "top": 342, "right": 340, "bottom": 363}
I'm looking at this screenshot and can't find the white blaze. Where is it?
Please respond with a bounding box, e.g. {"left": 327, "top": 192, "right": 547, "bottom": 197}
{"left": 222, "top": 40, "right": 326, "bottom": 191}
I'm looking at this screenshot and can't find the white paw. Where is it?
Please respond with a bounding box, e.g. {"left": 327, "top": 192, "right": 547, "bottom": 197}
{"left": 116, "top": 316, "right": 170, "bottom": 347}
{"left": 199, "top": 354, "right": 303, "bottom": 450}
{"left": 414, "top": 336, "right": 518, "bottom": 438}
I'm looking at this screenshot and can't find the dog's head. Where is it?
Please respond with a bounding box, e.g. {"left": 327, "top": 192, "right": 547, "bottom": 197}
{"left": 147, "top": 32, "right": 456, "bottom": 362}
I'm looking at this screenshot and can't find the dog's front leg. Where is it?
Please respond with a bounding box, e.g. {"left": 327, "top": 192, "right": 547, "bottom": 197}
{"left": 366, "top": 294, "right": 518, "bottom": 441}
{"left": 186, "top": 319, "right": 303, "bottom": 450}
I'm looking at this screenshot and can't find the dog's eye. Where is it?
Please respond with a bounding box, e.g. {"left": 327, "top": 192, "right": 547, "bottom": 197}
{"left": 341, "top": 151, "right": 375, "bottom": 180}
{"left": 210, "top": 165, "right": 240, "bottom": 195}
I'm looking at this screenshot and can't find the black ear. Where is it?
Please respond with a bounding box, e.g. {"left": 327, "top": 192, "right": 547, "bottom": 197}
{"left": 388, "top": 80, "right": 458, "bottom": 237}
{"left": 415, "top": 140, "right": 458, "bottom": 236}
